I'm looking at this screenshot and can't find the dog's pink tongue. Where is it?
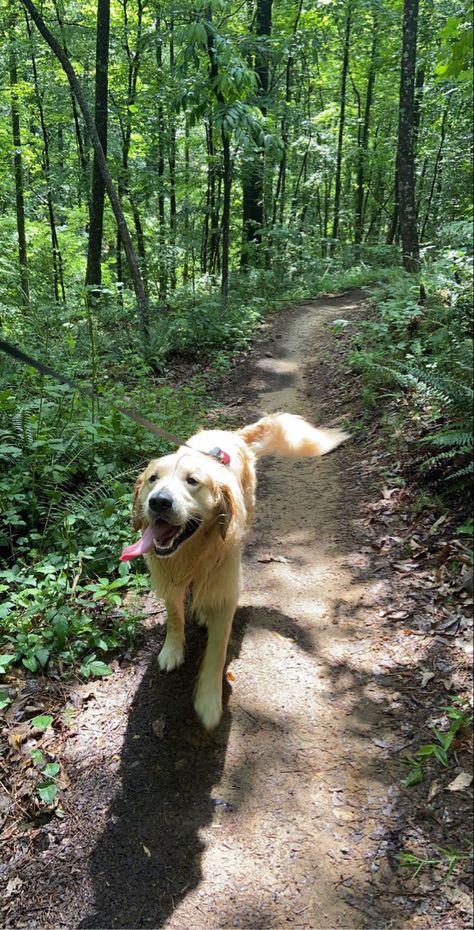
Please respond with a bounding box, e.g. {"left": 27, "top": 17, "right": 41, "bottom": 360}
{"left": 119, "top": 525, "right": 154, "bottom": 562}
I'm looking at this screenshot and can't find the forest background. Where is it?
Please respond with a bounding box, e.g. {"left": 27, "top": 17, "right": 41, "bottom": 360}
{"left": 0, "top": 0, "right": 472, "bottom": 678}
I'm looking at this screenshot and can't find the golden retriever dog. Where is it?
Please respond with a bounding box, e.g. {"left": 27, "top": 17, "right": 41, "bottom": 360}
{"left": 121, "top": 414, "right": 347, "bottom": 730}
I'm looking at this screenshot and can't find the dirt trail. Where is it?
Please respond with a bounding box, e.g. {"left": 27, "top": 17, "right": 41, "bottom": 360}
{"left": 2, "top": 294, "right": 425, "bottom": 928}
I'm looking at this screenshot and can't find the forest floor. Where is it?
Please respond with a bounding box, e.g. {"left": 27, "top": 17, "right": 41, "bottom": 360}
{"left": 1, "top": 290, "right": 472, "bottom": 929}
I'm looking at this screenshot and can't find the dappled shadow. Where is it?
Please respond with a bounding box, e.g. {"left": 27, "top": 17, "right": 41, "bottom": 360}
{"left": 309, "top": 578, "right": 473, "bottom": 928}
{"left": 79, "top": 604, "right": 314, "bottom": 929}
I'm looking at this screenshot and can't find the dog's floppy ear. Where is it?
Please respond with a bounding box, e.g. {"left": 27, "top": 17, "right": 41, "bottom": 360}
{"left": 132, "top": 471, "right": 146, "bottom": 531}
{"left": 219, "top": 483, "right": 237, "bottom": 541}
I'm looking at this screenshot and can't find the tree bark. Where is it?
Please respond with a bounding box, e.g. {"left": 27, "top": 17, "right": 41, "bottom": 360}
{"left": 272, "top": 0, "right": 303, "bottom": 230}
{"left": 420, "top": 108, "right": 448, "bottom": 241}
{"left": 241, "top": 0, "right": 272, "bottom": 266}
{"left": 397, "top": 0, "right": 421, "bottom": 272}
{"left": 115, "top": 0, "right": 148, "bottom": 297}
{"left": 168, "top": 18, "right": 177, "bottom": 290}
{"left": 354, "top": 17, "right": 377, "bottom": 251}
{"left": 155, "top": 13, "right": 167, "bottom": 302}
{"left": 9, "top": 29, "right": 29, "bottom": 307}
{"left": 206, "top": 6, "right": 232, "bottom": 300}
{"left": 20, "top": 0, "right": 150, "bottom": 340}
{"left": 25, "top": 10, "right": 66, "bottom": 302}
{"left": 85, "top": 0, "right": 110, "bottom": 292}
{"left": 331, "top": 1, "right": 352, "bottom": 249}
{"left": 51, "top": 0, "right": 88, "bottom": 200}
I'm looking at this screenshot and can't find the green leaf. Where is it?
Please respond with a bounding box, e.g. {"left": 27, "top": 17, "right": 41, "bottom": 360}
{"left": 38, "top": 783, "right": 58, "bottom": 804}
{"left": 433, "top": 745, "right": 449, "bottom": 766}
{"left": 35, "top": 647, "right": 50, "bottom": 668}
{"left": 42, "top": 762, "right": 60, "bottom": 777}
{"left": 30, "top": 748, "right": 45, "bottom": 766}
{"left": 401, "top": 767, "right": 424, "bottom": 787}
{"left": 31, "top": 714, "right": 54, "bottom": 730}
{"left": 0, "top": 690, "right": 12, "bottom": 710}
{"left": 80, "top": 656, "right": 113, "bottom": 678}
{"left": 0, "top": 654, "right": 14, "bottom": 673}
{"left": 53, "top": 614, "right": 69, "bottom": 645}
{"left": 23, "top": 656, "right": 38, "bottom": 673}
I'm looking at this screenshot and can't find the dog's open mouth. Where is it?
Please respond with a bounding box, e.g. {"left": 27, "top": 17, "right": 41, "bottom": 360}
{"left": 152, "top": 518, "right": 200, "bottom": 557}
{"left": 120, "top": 519, "right": 200, "bottom": 561}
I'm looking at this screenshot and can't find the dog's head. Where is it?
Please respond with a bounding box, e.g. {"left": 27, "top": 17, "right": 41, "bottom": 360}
{"left": 132, "top": 449, "right": 239, "bottom": 558}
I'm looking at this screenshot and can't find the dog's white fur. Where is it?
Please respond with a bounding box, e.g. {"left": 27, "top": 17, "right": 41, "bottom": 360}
{"left": 132, "top": 414, "right": 347, "bottom": 730}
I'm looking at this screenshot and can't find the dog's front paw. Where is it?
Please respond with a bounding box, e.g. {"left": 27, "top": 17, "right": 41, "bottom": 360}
{"left": 194, "top": 682, "right": 223, "bottom": 730}
{"left": 158, "top": 638, "right": 184, "bottom": 672}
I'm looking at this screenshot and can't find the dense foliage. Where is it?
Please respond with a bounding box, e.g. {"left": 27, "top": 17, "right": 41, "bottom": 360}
{"left": 0, "top": 0, "right": 472, "bottom": 673}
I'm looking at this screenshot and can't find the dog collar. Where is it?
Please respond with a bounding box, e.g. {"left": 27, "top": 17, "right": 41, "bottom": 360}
{"left": 208, "top": 447, "right": 231, "bottom": 466}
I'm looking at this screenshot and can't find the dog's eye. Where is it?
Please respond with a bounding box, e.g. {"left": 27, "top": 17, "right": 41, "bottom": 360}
{"left": 186, "top": 476, "right": 199, "bottom": 487}
{"left": 148, "top": 475, "right": 157, "bottom": 484}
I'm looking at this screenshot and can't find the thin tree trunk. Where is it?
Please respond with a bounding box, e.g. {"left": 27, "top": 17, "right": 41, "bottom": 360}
{"left": 155, "top": 13, "right": 167, "bottom": 302}
{"left": 241, "top": 0, "right": 272, "bottom": 266}
{"left": 397, "top": 0, "right": 421, "bottom": 272}
{"left": 354, "top": 18, "right": 377, "bottom": 251}
{"left": 85, "top": 0, "right": 110, "bottom": 292}
{"left": 420, "top": 108, "right": 448, "bottom": 241}
{"left": 183, "top": 118, "right": 190, "bottom": 285}
{"left": 9, "top": 29, "right": 29, "bottom": 307}
{"left": 331, "top": 1, "right": 352, "bottom": 250}
{"left": 116, "top": 0, "right": 148, "bottom": 297}
{"left": 272, "top": 0, "right": 303, "bottom": 230}
{"left": 206, "top": 6, "right": 231, "bottom": 299}
{"left": 21, "top": 0, "right": 150, "bottom": 340}
{"left": 51, "top": 0, "right": 88, "bottom": 199}
{"left": 25, "top": 11, "right": 66, "bottom": 302}
{"left": 168, "top": 19, "right": 177, "bottom": 290}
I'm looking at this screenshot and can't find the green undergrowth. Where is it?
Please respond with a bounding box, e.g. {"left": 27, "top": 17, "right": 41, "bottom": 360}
{"left": 341, "top": 226, "right": 473, "bottom": 494}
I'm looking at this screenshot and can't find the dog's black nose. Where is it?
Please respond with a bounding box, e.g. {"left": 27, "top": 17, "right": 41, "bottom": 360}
{"left": 149, "top": 489, "right": 174, "bottom": 513}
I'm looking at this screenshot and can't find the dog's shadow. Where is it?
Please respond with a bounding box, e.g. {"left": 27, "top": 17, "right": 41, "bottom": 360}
{"left": 79, "top": 606, "right": 313, "bottom": 929}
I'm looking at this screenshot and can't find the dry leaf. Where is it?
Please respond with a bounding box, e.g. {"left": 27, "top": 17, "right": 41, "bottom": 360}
{"left": 257, "top": 553, "right": 290, "bottom": 564}
{"left": 446, "top": 772, "right": 473, "bottom": 792}
{"left": 444, "top": 885, "right": 472, "bottom": 912}
{"left": 420, "top": 670, "right": 435, "bottom": 688}
{"left": 5, "top": 876, "right": 23, "bottom": 897}
{"left": 142, "top": 844, "right": 151, "bottom": 858}
{"left": 428, "top": 779, "right": 442, "bottom": 801}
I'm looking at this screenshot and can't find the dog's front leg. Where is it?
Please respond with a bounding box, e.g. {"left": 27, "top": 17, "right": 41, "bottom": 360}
{"left": 194, "top": 600, "right": 236, "bottom": 730}
{"left": 158, "top": 591, "right": 186, "bottom": 672}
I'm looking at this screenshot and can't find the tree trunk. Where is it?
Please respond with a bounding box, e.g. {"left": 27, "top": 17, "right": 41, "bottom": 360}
{"left": 51, "top": 0, "right": 88, "bottom": 201}
{"left": 115, "top": 0, "right": 148, "bottom": 298}
{"left": 9, "top": 29, "right": 29, "bottom": 307}
{"left": 420, "top": 108, "right": 448, "bottom": 241}
{"left": 183, "top": 118, "right": 190, "bottom": 285}
{"left": 168, "top": 19, "right": 177, "bottom": 290}
{"left": 206, "top": 6, "right": 231, "bottom": 299}
{"left": 241, "top": 0, "right": 272, "bottom": 266}
{"left": 331, "top": 1, "right": 352, "bottom": 249}
{"left": 25, "top": 11, "right": 66, "bottom": 303}
{"left": 155, "top": 14, "right": 167, "bottom": 302}
{"left": 20, "top": 0, "right": 150, "bottom": 341}
{"left": 397, "top": 0, "right": 421, "bottom": 272}
{"left": 85, "top": 0, "right": 110, "bottom": 292}
{"left": 354, "top": 18, "right": 377, "bottom": 251}
{"left": 9, "top": 34, "right": 30, "bottom": 307}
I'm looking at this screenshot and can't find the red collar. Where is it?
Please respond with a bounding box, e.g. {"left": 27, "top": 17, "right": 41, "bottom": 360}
{"left": 208, "top": 446, "right": 231, "bottom": 466}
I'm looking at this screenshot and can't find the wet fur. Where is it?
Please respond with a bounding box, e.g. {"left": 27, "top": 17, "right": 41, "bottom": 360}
{"left": 132, "top": 414, "right": 347, "bottom": 730}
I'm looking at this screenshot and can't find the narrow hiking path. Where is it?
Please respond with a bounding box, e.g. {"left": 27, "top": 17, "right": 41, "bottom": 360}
{"left": 2, "top": 292, "right": 472, "bottom": 930}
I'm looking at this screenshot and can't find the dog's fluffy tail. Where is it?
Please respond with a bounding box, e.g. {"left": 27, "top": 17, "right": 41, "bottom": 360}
{"left": 238, "top": 413, "right": 348, "bottom": 460}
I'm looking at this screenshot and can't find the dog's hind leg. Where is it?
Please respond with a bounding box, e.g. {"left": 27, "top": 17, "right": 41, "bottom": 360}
{"left": 158, "top": 590, "right": 186, "bottom": 672}
{"left": 194, "top": 601, "right": 235, "bottom": 730}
